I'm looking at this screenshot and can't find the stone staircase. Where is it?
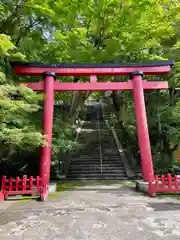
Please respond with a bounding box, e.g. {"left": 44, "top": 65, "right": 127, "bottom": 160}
{"left": 100, "top": 122, "right": 127, "bottom": 179}
{"left": 66, "top": 120, "right": 127, "bottom": 180}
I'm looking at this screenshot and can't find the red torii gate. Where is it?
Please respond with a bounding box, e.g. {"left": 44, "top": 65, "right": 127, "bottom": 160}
{"left": 11, "top": 60, "right": 174, "bottom": 184}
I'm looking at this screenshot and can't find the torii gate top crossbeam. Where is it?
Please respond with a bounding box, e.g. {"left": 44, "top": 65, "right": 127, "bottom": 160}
{"left": 11, "top": 60, "right": 174, "bottom": 76}
{"left": 20, "top": 80, "right": 169, "bottom": 91}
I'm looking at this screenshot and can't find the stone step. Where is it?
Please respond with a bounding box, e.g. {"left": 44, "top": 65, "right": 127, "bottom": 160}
{"left": 77, "top": 156, "right": 101, "bottom": 158}
{"left": 66, "top": 173, "right": 127, "bottom": 178}
{"left": 71, "top": 159, "right": 100, "bottom": 162}
{"left": 69, "top": 163, "right": 125, "bottom": 167}
{"left": 69, "top": 165, "right": 114, "bottom": 169}
{"left": 68, "top": 165, "right": 125, "bottom": 170}
{"left": 71, "top": 159, "right": 123, "bottom": 163}
{"left": 74, "top": 156, "right": 122, "bottom": 160}
{"left": 101, "top": 152, "right": 121, "bottom": 155}
{"left": 69, "top": 168, "right": 125, "bottom": 173}
{"left": 66, "top": 118, "right": 128, "bottom": 180}
{"left": 73, "top": 156, "right": 121, "bottom": 158}
{"left": 72, "top": 160, "right": 101, "bottom": 162}
{"left": 72, "top": 155, "right": 122, "bottom": 159}
{"left": 101, "top": 156, "right": 122, "bottom": 160}
{"left": 68, "top": 169, "right": 126, "bottom": 174}
{"left": 70, "top": 159, "right": 124, "bottom": 163}
{"left": 66, "top": 176, "right": 127, "bottom": 180}
{"left": 70, "top": 162, "right": 124, "bottom": 167}
{"left": 73, "top": 158, "right": 100, "bottom": 160}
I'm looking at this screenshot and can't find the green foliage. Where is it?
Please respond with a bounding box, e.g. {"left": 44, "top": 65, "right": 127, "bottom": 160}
{"left": 52, "top": 114, "right": 81, "bottom": 159}
{"left": 0, "top": 18, "right": 46, "bottom": 168}
{"left": 0, "top": 0, "right": 180, "bottom": 175}
{"left": 0, "top": 34, "right": 14, "bottom": 54}
{"left": 39, "top": 0, "right": 180, "bottom": 63}
{"left": 0, "top": 74, "right": 44, "bottom": 151}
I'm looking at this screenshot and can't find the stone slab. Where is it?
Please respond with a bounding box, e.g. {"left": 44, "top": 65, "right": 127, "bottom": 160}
{"left": 47, "top": 182, "right": 57, "bottom": 193}
{"left": 135, "top": 180, "right": 149, "bottom": 193}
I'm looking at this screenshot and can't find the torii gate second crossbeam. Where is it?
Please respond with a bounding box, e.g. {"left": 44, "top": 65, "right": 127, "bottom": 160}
{"left": 11, "top": 60, "right": 174, "bottom": 183}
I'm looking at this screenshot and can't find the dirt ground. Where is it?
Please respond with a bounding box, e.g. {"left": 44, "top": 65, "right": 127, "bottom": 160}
{"left": 0, "top": 181, "right": 180, "bottom": 240}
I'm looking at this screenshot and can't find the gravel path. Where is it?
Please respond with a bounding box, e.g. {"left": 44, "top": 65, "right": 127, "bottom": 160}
{"left": 0, "top": 181, "right": 180, "bottom": 239}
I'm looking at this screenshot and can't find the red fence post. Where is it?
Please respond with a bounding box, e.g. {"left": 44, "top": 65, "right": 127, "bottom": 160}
{"left": 22, "top": 176, "right": 27, "bottom": 192}
{"left": 155, "top": 175, "right": 159, "bottom": 185}
{"left": 15, "top": 177, "right": 19, "bottom": 191}
{"left": 148, "top": 175, "right": 156, "bottom": 197}
{"left": 2, "top": 176, "right": 6, "bottom": 192}
{"left": 36, "top": 176, "right": 40, "bottom": 193}
{"left": 161, "top": 175, "right": 165, "bottom": 187}
{"left": 9, "top": 177, "right": 13, "bottom": 192}
{"left": 29, "top": 176, "right": 33, "bottom": 191}
{"left": 175, "top": 175, "right": 178, "bottom": 189}
{"left": 0, "top": 176, "right": 6, "bottom": 200}
{"left": 167, "top": 173, "right": 172, "bottom": 189}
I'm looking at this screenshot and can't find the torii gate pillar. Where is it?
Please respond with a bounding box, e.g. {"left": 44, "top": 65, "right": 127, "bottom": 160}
{"left": 131, "top": 71, "right": 154, "bottom": 181}
{"left": 40, "top": 72, "right": 55, "bottom": 183}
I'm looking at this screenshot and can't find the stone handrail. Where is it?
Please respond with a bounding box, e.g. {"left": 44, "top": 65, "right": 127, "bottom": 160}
{"left": 105, "top": 119, "right": 135, "bottom": 179}
{"left": 110, "top": 127, "right": 135, "bottom": 178}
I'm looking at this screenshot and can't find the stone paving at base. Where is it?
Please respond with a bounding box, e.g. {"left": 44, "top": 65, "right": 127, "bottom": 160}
{"left": 0, "top": 181, "right": 180, "bottom": 239}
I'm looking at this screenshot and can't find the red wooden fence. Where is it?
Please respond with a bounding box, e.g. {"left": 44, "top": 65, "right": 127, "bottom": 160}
{"left": 148, "top": 174, "right": 180, "bottom": 197}
{"left": 0, "top": 175, "right": 48, "bottom": 201}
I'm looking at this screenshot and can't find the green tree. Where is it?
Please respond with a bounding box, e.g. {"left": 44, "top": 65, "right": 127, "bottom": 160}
{"left": 1, "top": 0, "right": 180, "bottom": 176}
{"left": 0, "top": 33, "right": 44, "bottom": 164}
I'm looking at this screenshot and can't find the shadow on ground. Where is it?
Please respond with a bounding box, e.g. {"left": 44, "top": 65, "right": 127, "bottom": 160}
{"left": 148, "top": 202, "right": 180, "bottom": 211}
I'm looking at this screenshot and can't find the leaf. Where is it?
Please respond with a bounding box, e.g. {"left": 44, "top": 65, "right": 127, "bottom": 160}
{"left": 0, "top": 34, "right": 14, "bottom": 54}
